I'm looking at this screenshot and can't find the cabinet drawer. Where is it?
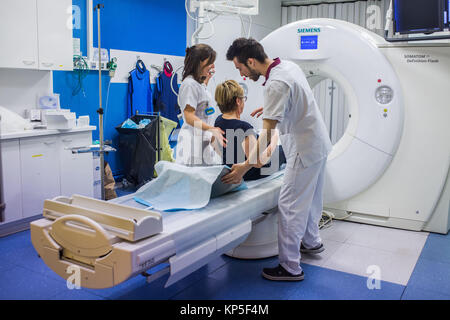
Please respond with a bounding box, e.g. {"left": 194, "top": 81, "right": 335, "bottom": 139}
{"left": 59, "top": 132, "right": 91, "bottom": 148}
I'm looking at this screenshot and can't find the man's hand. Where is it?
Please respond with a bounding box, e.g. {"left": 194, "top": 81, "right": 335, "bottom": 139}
{"left": 251, "top": 107, "right": 263, "bottom": 118}
{"left": 222, "top": 162, "right": 251, "bottom": 185}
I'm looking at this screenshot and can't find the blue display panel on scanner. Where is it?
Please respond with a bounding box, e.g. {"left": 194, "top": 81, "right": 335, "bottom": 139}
{"left": 300, "top": 35, "right": 318, "bottom": 50}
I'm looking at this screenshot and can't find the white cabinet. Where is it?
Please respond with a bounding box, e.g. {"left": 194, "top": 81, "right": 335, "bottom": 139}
{"left": 0, "top": 0, "right": 73, "bottom": 71}
{"left": 0, "top": 129, "right": 95, "bottom": 225}
{"left": 20, "top": 136, "right": 61, "bottom": 218}
{"left": 37, "top": 0, "right": 73, "bottom": 71}
{"left": 59, "top": 132, "right": 94, "bottom": 197}
{"left": 0, "top": 140, "right": 23, "bottom": 224}
{"left": 0, "top": 0, "right": 39, "bottom": 69}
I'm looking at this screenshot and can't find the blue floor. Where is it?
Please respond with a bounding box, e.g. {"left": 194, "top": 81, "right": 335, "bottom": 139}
{"left": 1, "top": 226, "right": 449, "bottom": 300}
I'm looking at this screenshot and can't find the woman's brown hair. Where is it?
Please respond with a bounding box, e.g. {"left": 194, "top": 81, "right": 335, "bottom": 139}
{"left": 182, "top": 44, "right": 216, "bottom": 83}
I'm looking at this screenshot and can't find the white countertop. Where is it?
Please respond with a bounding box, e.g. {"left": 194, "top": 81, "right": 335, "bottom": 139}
{"left": 0, "top": 125, "right": 96, "bottom": 140}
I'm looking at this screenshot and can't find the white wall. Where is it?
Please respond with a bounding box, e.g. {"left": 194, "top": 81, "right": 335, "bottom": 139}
{"left": 250, "top": 0, "right": 283, "bottom": 38}
{"left": 0, "top": 69, "right": 53, "bottom": 118}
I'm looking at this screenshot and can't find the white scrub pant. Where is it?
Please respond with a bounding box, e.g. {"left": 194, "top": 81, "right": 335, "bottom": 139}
{"left": 278, "top": 154, "right": 327, "bottom": 275}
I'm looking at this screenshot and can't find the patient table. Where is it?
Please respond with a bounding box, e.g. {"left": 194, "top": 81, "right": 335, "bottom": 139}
{"left": 30, "top": 171, "right": 284, "bottom": 289}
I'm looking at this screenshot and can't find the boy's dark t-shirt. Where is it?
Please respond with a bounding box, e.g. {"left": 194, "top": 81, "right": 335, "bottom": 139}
{"left": 214, "top": 114, "right": 266, "bottom": 181}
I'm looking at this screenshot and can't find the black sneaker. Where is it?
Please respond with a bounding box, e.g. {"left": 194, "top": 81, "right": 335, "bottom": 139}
{"left": 261, "top": 265, "right": 304, "bottom": 281}
{"left": 300, "top": 243, "right": 325, "bottom": 254}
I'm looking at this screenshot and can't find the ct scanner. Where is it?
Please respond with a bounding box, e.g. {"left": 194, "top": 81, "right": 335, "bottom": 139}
{"left": 245, "top": 18, "right": 450, "bottom": 231}
{"left": 231, "top": 18, "right": 450, "bottom": 258}
{"left": 30, "top": 19, "right": 450, "bottom": 289}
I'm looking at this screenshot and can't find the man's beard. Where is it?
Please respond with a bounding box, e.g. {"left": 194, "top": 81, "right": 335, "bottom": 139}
{"left": 249, "top": 71, "right": 260, "bottom": 81}
{"left": 246, "top": 64, "right": 261, "bottom": 81}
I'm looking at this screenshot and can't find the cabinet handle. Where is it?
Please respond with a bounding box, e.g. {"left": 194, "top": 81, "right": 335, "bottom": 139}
{"left": 23, "top": 60, "right": 36, "bottom": 65}
{"left": 42, "top": 62, "right": 54, "bottom": 67}
{"left": 43, "top": 141, "right": 56, "bottom": 145}
{"left": 62, "top": 139, "right": 73, "bottom": 143}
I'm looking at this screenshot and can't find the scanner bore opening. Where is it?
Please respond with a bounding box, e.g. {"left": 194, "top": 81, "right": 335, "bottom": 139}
{"left": 309, "top": 75, "right": 350, "bottom": 145}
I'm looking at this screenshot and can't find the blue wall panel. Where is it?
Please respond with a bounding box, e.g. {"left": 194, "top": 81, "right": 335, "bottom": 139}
{"left": 92, "top": 0, "right": 187, "bottom": 56}
{"left": 53, "top": 0, "right": 186, "bottom": 178}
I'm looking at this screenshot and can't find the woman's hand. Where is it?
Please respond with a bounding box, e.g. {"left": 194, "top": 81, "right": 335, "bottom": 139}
{"left": 208, "top": 127, "right": 227, "bottom": 148}
{"left": 203, "top": 68, "right": 215, "bottom": 85}
{"left": 251, "top": 107, "right": 263, "bottom": 118}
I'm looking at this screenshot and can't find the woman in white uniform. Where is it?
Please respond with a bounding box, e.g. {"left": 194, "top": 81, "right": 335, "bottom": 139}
{"left": 176, "top": 44, "right": 226, "bottom": 166}
{"left": 223, "top": 38, "right": 332, "bottom": 281}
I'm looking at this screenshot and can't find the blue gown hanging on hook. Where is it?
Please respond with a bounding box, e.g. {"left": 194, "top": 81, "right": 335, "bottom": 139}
{"left": 153, "top": 61, "right": 180, "bottom": 123}
{"left": 127, "top": 59, "right": 153, "bottom": 118}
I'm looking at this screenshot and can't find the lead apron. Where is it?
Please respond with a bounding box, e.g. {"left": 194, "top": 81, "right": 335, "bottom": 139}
{"left": 127, "top": 60, "right": 152, "bottom": 118}
{"left": 153, "top": 63, "right": 180, "bottom": 123}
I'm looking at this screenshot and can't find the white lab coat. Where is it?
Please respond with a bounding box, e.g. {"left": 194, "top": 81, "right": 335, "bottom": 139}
{"left": 175, "top": 76, "right": 220, "bottom": 166}
{"left": 263, "top": 60, "right": 332, "bottom": 275}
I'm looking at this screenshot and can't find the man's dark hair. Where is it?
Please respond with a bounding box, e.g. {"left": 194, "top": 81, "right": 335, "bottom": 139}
{"left": 226, "top": 38, "right": 268, "bottom": 65}
{"left": 183, "top": 44, "right": 216, "bottom": 83}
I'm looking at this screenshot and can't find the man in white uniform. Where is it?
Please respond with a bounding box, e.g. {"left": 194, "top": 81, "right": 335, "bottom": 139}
{"left": 223, "top": 38, "right": 332, "bottom": 281}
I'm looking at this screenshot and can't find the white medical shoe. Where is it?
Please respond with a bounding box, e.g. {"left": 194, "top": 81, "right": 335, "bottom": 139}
{"left": 300, "top": 243, "right": 325, "bottom": 254}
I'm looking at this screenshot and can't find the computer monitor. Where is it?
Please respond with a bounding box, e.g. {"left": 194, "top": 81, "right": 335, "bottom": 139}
{"left": 394, "top": 0, "right": 446, "bottom": 34}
